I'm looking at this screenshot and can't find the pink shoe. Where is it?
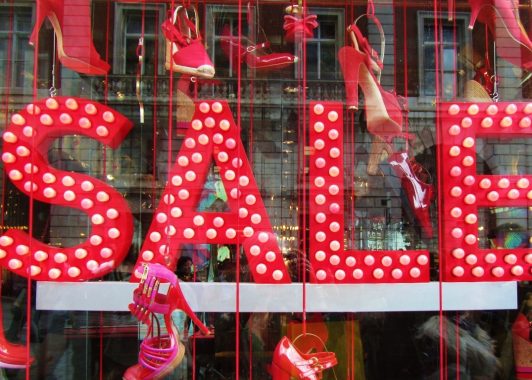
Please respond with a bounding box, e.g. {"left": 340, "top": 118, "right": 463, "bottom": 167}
{"left": 124, "top": 264, "right": 209, "bottom": 380}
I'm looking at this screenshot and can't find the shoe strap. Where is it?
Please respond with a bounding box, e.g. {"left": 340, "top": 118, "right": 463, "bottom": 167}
{"left": 245, "top": 41, "right": 270, "bottom": 54}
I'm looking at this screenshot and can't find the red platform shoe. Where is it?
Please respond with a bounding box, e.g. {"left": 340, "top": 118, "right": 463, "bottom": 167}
{"left": 270, "top": 336, "right": 337, "bottom": 380}
{"left": 388, "top": 152, "right": 434, "bottom": 238}
{"left": 29, "top": 0, "right": 110, "bottom": 75}
{"left": 467, "top": 0, "right": 532, "bottom": 70}
{"left": 162, "top": 6, "right": 215, "bottom": 79}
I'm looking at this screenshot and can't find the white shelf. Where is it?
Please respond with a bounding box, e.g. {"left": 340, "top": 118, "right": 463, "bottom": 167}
{"left": 36, "top": 281, "right": 517, "bottom": 313}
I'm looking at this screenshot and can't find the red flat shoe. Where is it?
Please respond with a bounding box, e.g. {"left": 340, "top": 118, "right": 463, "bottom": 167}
{"left": 270, "top": 336, "right": 337, "bottom": 380}
{"left": 220, "top": 24, "right": 298, "bottom": 70}
{"left": 162, "top": 6, "right": 215, "bottom": 78}
{"left": 30, "top": 0, "right": 110, "bottom": 75}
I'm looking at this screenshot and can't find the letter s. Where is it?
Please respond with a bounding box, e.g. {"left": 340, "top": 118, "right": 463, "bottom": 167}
{"left": 0, "top": 97, "right": 133, "bottom": 281}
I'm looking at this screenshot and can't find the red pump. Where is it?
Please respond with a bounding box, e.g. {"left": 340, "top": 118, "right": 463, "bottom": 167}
{"left": 29, "top": 0, "right": 110, "bottom": 75}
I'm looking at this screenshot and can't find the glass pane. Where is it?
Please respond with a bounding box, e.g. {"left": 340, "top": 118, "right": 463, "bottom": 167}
{"left": 305, "top": 43, "right": 318, "bottom": 78}
{"left": 424, "top": 46, "right": 435, "bottom": 67}
{"left": 320, "top": 43, "right": 337, "bottom": 79}
{"left": 319, "top": 17, "right": 337, "bottom": 40}
{"left": 442, "top": 48, "right": 456, "bottom": 70}
{"left": 424, "top": 70, "right": 436, "bottom": 95}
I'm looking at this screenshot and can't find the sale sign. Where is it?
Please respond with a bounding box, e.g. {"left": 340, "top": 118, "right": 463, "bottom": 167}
{"left": 0, "top": 97, "right": 530, "bottom": 283}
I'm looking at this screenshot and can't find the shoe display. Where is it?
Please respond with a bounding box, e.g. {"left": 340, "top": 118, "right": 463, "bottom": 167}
{"left": 467, "top": 0, "right": 532, "bottom": 70}
{"left": 270, "top": 336, "right": 337, "bottom": 380}
{"left": 29, "top": 0, "right": 110, "bottom": 75}
{"left": 162, "top": 5, "right": 215, "bottom": 78}
{"left": 124, "top": 264, "right": 210, "bottom": 379}
{"left": 339, "top": 22, "right": 434, "bottom": 237}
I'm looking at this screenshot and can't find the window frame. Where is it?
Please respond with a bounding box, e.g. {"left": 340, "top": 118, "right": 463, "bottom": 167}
{"left": 0, "top": 4, "right": 36, "bottom": 91}
{"left": 113, "top": 3, "right": 166, "bottom": 76}
{"left": 417, "top": 11, "right": 472, "bottom": 101}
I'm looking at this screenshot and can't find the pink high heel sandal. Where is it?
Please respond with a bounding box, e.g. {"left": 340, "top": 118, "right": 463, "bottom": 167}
{"left": 123, "top": 264, "right": 209, "bottom": 380}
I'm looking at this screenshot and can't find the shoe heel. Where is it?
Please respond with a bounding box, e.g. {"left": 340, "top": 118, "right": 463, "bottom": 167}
{"left": 338, "top": 46, "right": 362, "bottom": 110}
{"left": 270, "top": 362, "right": 290, "bottom": 380}
{"left": 29, "top": 1, "right": 47, "bottom": 45}
{"left": 172, "top": 286, "right": 210, "bottom": 335}
{"left": 468, "top": 5, "right": 480, "bottom": 29}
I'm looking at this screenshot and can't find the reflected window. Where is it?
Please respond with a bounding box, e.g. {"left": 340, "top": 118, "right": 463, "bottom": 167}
{"left": 299, "top": 9, "right": 344, "bottom": 80}
{"left": 0, "top": 6, "right": 34, "bottom": 89}
{"left": 418, "top": 13, "right": 470, "bottom": 99}
{"left": 114, "top": 4, "right": 165, "bottom": 75}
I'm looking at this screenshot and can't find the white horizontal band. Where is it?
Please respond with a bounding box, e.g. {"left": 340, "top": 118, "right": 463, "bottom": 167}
{"left": 36, "top": 281, "right": 517, "bottom": 312}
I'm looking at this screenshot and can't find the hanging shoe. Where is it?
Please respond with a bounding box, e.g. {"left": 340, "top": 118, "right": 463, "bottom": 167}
{"left": 338, "top": 24, "right": 409, "bottom": 142}
{"left": 270, "top": 336, "right": 337, "bottom": 380}
{"left": 468, "top": 0, "right": 532, "bottom": 70}
{"left": 388, "top": 152, "right": 434, "bottom": 238}
{"left": 162, "top": 6, "right": 215, "bottom": 78}
{"left": 124, "top": 264, "right": 210, "bottom": 379}
{"left": 220, "top": 24, "right": 298, "bottom": 70}
{"left": 29, "top": 0, "right": 110, "bottom": 75}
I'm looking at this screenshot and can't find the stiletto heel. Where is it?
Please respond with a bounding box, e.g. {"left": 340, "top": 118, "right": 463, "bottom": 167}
{"left": 388, "top": 152, "right": 434, "bottom": 238}
{"left": 29, "top": 0, "right": 110, "bottom": 75}
{"left": 162, "top": 6, "right": 215, "bottom": 78}
{"left": 270, "top": 336, "right": 337, "bottom": 380}
{"left": 467, "top": 0, "right": 532, "bottom": 70}
{"left": 124, "top": 264, "right": 209, "bottom": 379}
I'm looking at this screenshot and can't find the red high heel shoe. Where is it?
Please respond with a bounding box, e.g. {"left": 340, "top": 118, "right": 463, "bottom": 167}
{"left": 388, "top": 152, "right": 434, "bottom": 238}
{"left": 220, "top": 24, "right": 298, "bottom": 70}
{"left": 468, "top": 0, "right": 532, "bottom": 70}
{"left": 270, "top": 336, "right": 337, "bottom": 380}
{"left": 29, "top": 0, "right": 110, "bottom": 75}
{"left": 162, "top": 6, "right": 215, "bottom": 79}
{"left": 123, "top": 264, "right": 209, "bottom": 380}
{"left": 338, "top": 24, "right": 406, "bottom": 140}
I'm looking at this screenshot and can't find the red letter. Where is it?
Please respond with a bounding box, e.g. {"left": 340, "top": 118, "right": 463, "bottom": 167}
{"left": 308, "top": 102, "right": 430, "bottom": 283}
{"left": 1, "top": 97, "right": 133, "bottom": 281}
{"left": 440, "top": 102, "right": 532, "bottom": 281}
{"left": 133, "top": 101, "right": 289, "bottom": 283}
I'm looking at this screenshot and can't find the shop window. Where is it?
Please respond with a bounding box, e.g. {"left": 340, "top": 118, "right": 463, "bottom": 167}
{"left": 417, "top": 12, "right": 470, "bottom": 100}
{"left": 299, "top": 8, "right": 344, "bottom": 80}
{"left": 0, "top": 5, "right": 34, "bottom": 89}
{"left": 113, "top": 4, "right": 165, "bottom": 75}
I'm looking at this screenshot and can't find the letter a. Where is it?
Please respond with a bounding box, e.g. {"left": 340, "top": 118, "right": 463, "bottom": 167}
{"left": 133, "top": 101, "right": 289, "bottom": 283}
